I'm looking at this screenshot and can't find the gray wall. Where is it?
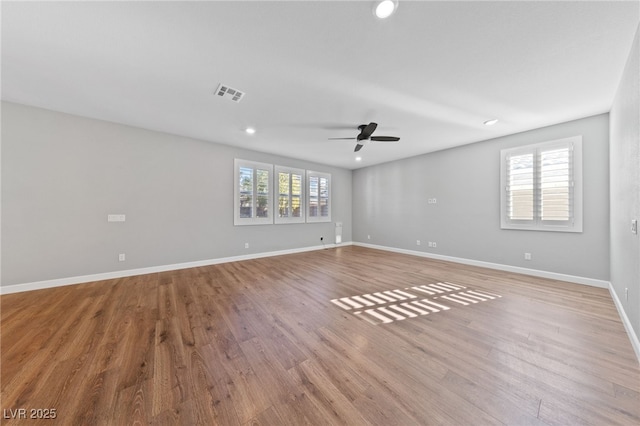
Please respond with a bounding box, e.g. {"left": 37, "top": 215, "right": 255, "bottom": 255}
{"left": 1, "top": 102, "right": 352, "bottom": 286}
{"left": 353, "top": 114, "right": 610, "bottom": 281}
{"left": 610, "top": 24, "right": 639, "bottom": 342}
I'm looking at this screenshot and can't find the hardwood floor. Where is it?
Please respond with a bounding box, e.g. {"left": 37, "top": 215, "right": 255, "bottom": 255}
{"left": 1, "top": 245, "right": 639, "bottom": 425}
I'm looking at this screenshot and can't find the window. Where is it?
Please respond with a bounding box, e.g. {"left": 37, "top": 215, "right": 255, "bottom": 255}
{"left": 275, "top": 166, "right": 305, "bottom": 224}
{"left": 234, "top": 159, "right": 273, "bottom": 225}
{"left": 307, "top": 171, "right": 331, "bottom": 222}
{"left": 500, "top": 136, "right": 582, "bottom": 232}
{"left": 234, "top": 161, "right": 332, "bottom": 225}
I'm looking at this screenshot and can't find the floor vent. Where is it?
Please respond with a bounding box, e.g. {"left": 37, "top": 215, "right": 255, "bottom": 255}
{"left": 215, "top": 83, "right": 245, "bottom": 103}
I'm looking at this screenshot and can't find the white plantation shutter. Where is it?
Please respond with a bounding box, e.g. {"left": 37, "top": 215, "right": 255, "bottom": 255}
{"left": 506, "top": 152, "right": 535, "bottom": 222}
{"left": 234, "top": 159, "right": 273, "bottom": 225}
{"left": 307, "top": 171, "right": 331, "bottom": 222}
{"left": 539, "top": 145, "right": 573, "bottom": 223}
{"left": 501, "top": 136, "right": 582, "bottom": 232}
{"left": 238, "top": 166, "right": 254, "bottom": 219}
{"left": 275, "top": 166, "right": 305, "bottom": 224}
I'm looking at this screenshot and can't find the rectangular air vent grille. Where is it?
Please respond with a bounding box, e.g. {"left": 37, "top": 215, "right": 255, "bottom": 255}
{"left": 216, "top": 83, "right": 245, "bottom": 102}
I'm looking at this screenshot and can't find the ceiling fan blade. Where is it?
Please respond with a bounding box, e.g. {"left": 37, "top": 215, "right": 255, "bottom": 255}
{"left": 328, "top": 137, "right": 357, "bottom": 140}
{"left": 354, "top": 143, "right": 364, "bottom": 152}
{"left": 359, "top": 122, "right": 378, "bottom": 140}
{"left": 370, "top": 136, "right": 400, "bottom": 142}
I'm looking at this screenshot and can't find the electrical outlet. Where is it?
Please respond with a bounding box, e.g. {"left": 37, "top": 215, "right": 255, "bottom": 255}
{"left": 416, "top": 240, "right": 421, "bottom": 246}
{"left": 428, "top": 241, "right": 436, "bottom": 248}
{"left": 524, "top": 253, "right": 532, "bottom": 260}
{"left": 367, "top": 235, "right": 371, "bottom": 240}
{"left": 118, "top": 253, "right": 125, "bottom": 262}
{"left": 625, "top": 288, "right": 629, "bottom": 301}
{"left": 244, "top": 243, "right": 249, "bottom": 249}
{"left": 632, "top": 220, "right": 637, "bottom": 235}
{"left": 432, "top": 242, "right": 437, "bottom": 248}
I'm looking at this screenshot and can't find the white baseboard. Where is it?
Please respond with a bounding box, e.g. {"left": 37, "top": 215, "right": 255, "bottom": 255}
{"left": 3, "top": 241, "right": 637, "bottom": 362}
{"left": 354, "top": 242, "right": 639, "bottom": 362}
{"left": 353, "top": 242, "right": 610, "bottom": 288}
{"left": 0, "top": 242, "right": 351, "bottom": 295}
{"left": 2, "top": 241, "right": 608, "bottom": 292}
{"left": 608, "top": 283, "right": 640, "bottom": 363}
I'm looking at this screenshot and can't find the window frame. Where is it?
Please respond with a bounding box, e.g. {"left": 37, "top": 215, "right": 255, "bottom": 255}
{"left": 275, "top": 165, "right": 306, "bottom": 224}
{"left": 500, "top": 136, "right": 583, "bottom": 233}
{"left": 234, "top": 159, "right": 273, "bottom": 226}
{"left": 306, "top": 170, "right": 331, "bottom": 223}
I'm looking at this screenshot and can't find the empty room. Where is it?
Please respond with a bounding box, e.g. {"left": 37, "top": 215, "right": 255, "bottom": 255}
{"left": 1, "top": 1, "right": 639, "bottom": 425}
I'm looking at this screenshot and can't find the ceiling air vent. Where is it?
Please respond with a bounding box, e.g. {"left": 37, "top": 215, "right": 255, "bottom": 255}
{"left": 215, "top": 83, "right": 245, "bottom": 103}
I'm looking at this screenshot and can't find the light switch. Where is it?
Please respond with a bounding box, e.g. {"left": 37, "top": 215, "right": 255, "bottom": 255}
{"left": 108, "top": 214, "right": 126, "bottom": 222}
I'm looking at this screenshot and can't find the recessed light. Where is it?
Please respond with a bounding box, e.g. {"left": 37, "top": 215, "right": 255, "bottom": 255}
{"left": 484, "top": 119, "right": 499, "bottom": 126}
{"left": 374, "top": 0, "right": 397, "bottom": 19}
{"left": 245, "top": 127, "right": 256, "bottom": 134}
{"left": 355, "top": 156, "right": 362, "bottom": 162}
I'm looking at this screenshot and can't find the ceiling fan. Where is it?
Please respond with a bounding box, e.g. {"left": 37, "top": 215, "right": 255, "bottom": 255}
{"left": 329, "top": 122, "right": 400, "bottom": 152}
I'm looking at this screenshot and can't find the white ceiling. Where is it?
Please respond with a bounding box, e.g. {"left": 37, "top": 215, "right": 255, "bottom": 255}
{"left": 2, "top": 1, "right": 639, "bottom": 170}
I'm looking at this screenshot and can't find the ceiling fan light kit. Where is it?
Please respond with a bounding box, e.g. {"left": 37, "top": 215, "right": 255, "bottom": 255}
{"left": 329, "top": 122, "right": 400, "bottom": 152}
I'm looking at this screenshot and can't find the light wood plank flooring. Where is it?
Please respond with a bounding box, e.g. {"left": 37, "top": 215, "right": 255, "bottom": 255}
{"left": 2, "top": 246, "right": 639, "bottom": 425}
